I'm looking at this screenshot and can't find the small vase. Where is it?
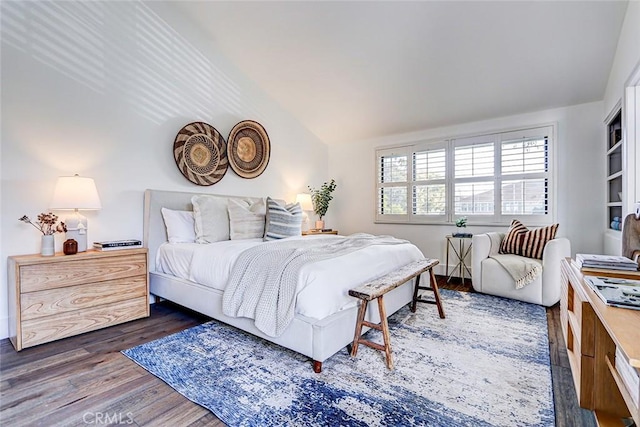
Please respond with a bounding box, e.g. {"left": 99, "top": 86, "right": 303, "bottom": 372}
{"left": 63, "top": 239, "right": 78, "bottom": 255}
{"left": 41, "top": 235, "right": 55, "bottom": 257}
{"left": 315, "top": 220, "right": 325, "bottom": 230}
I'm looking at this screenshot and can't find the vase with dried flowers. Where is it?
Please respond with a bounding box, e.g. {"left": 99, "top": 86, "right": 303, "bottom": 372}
{"left": 19, "top": 213, "right": 67, "bottom": 256}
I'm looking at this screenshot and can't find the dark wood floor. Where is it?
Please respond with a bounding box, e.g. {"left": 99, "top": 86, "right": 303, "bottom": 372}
{"left": 0, "top": 277, "right": 595, "bottom": 426}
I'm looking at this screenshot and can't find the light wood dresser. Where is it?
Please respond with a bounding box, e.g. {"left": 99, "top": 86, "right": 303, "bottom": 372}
{"left": 560, "top": 258, "right": 640, "bottom": 426}
{"left": 8, "top": 248, "right": 149, "bottom": 351}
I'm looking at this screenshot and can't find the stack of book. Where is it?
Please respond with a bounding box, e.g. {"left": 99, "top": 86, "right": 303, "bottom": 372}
{"left": 93, "top": 239, "right": 142, "bottom": 251}
{"left": 576, "top": 254, "right": 640, "bottom": 272}
{"left": 584, "top": 276, "right": 640, "bottom": 310}
{"left": 615, "top": 347, "right": 640, "bottom": 409}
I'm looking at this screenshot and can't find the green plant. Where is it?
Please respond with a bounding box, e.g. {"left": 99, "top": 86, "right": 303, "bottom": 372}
{"left": 455, "top": 217, "right": 468, "bottom": 228}
{"left": 308, "top": 179, "right": 337, "bottom": 220}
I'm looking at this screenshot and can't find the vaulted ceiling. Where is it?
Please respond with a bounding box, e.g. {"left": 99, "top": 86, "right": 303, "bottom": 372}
{"left": 174, "top": 1, "right": 628, "bottom": 144}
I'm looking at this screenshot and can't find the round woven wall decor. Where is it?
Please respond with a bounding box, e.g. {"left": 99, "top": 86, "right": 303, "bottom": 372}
{"left": 227, "top": 120, "right": 270, "bottom": 179}
{"left": 173, "top": 122, "right": 228, "bottom": 186}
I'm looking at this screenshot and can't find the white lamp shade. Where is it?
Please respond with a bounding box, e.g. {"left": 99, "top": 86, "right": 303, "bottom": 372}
{"left": 50, "top": 175, "right": 102, "bottom": 210}
{"left": 295, "top": 193, "right": 313, "bottom": 211}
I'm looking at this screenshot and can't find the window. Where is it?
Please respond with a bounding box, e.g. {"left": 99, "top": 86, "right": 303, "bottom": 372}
{"left": 412, "top": 146, "right": 446, "bottom": 217}
{"left": 375, "top": 125, "right": 554, "bottom": 225}
{"left": 377, "top": 147, "right": 409, "bottom": 217}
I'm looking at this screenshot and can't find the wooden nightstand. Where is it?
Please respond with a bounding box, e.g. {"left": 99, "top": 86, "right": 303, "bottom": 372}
{"left": 302, "top": 230, "right": 339, "bottom": 236}
{"left": 7, "top": 248, "right": 149, "bottom": 351}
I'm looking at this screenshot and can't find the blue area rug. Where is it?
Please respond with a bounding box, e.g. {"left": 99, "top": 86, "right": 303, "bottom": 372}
{"left": 123, "top": 290, "right": 554, "bottom": 426}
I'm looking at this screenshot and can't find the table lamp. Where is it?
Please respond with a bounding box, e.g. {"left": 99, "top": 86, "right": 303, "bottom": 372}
{"left": 295, "top": 193, "right": 314, "bottom": 231}
{"left": 50, "top": 174, "right": 101, "bottom": 252}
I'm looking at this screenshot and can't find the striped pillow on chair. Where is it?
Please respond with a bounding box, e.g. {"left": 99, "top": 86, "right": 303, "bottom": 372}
{"left": 500, "top": 219, "right": 559, "bottom": 259}
{"left": 500, "top": 219, "right": 528, "bottom": 255}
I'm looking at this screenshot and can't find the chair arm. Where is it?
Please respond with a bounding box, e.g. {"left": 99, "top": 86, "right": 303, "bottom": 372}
{"left": 541, "top": 237, "right": 571, "bottom": 269}
{"left": 541, "top": 237, "right": 571, "bottom": 306}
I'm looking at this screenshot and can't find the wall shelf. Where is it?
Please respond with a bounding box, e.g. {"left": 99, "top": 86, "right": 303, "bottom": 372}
{"left": 606, "top": 108, "right": 623, "bottom": 238}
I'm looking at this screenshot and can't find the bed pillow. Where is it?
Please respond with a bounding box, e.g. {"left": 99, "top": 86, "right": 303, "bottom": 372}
{"left": 191, "top": 195, "right": 230, "bottom": 243}
{"left": 228, "top": 199, "right": 266, "bottom": 240}
{"left": 161, "top": 208, "right": 196, "bottom": 244}
{"left": 500, "top": 219, "right": 559, "bottom": 259}
{"left": 263, "top": 197, "right": 303, "bottom": 241}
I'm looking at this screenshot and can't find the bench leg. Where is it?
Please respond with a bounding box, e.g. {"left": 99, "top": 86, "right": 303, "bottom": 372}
{"left": 411, "top": 268, "right": 446, "bottom": 319}
{"left": 350, "top": 300, "right": 368, "bottom": 357}
{"left": 411, "top": 273, "right": 422, "bottom": 313}
{"left": 430, "top": 269, "right": 445, "bottom": 319}
{"left": 377, "top": 295, "right": 393, "bottom": 369}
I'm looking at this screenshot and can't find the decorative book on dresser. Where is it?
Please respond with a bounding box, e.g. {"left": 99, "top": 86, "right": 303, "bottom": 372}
{"left": 7, "top": 247, "right": 149, "bottom": 351}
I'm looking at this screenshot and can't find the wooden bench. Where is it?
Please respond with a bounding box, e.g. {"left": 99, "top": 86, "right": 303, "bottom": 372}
{"left": 348, "top": 258, "right": 444, "bottom": 369}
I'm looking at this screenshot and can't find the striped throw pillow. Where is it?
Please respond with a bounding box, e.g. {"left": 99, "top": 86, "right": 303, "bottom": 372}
{"left": 520, "top": 223, "right": 559, "bottom": 259}
{"left": 263, "top": 197, "right": 303, "bottom": 241}
{"left": 500, "top": 219, "right": 528, "bottom": 255}
{"left": 500, "top": 219, "right": 559, "bottom": 259}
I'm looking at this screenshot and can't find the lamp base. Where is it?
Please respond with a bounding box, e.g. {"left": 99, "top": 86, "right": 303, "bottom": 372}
{"left": 64, "top": 211, "right": 88, "bottom": 252}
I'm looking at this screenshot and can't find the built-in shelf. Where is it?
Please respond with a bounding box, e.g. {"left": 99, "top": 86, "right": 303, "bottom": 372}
{"left": 606, "top": 108, "right": 623, "bottom": 232}
{"left": 608, "top": 171, "right": 623, "bottom": 180}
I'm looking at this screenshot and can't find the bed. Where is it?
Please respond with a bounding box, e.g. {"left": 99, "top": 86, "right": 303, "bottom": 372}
{"left": 143, "top": 189, "right": 425, "bottom": 372}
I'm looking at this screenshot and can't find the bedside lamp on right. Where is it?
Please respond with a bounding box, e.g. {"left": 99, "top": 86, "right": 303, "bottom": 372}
{"left": 296, "top": 193, "right": 314, "bottom": 231}
{"left": 50, "top": 174, "right": 102, "bottom": 252}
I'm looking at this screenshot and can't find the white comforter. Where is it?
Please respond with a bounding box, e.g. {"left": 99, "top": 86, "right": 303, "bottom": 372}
{"left": 156, "top": 235, "right": 424, "bottom": 320}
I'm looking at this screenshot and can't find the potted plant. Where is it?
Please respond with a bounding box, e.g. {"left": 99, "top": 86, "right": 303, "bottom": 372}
{"left": 453, "top": 216, "right": 472, "bottom": 238}
{"left": 308, "top": 179, "right": 337, "bottom": 230}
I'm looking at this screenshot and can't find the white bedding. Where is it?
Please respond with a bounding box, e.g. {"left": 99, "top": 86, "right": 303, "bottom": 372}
{"left": 156, "top": 235, "right": 424, "bottom": 320}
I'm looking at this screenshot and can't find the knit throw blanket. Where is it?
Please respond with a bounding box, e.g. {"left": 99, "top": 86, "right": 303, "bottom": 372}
{"left": 222, "top": 233, "right": 408, "bottom": 337}
{"left": 490, "top": 254, "right": 542, "bottom": 289}
{"left": 486, "top": 232, "right": 541, "bottom": 289}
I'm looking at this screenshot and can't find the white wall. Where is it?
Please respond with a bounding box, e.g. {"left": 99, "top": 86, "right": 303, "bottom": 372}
{"left": 603, "top": 1, "right": 640, "bottom": 118}
{"left": 0, "top": 1, "right": 328, "bottom": 339}
{"left": 329, "top": 101, "right": 604, "bottom": 275}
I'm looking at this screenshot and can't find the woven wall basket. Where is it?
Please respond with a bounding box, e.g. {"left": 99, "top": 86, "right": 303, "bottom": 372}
{"left": 227, "top": 120, "right": 270, "bottom": 179}
{"left": 173, "top": 122, "right": 228, "bottom": 186}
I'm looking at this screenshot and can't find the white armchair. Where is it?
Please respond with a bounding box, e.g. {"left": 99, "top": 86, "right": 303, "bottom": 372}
{"left": 471, "top": 232, "right": 571, "bottom": 307}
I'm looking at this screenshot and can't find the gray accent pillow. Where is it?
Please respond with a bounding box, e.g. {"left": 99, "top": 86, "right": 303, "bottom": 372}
{"left": 228, "top": 199, "right": 266, "bottom": 240}
{"left": 264, "top": 197, "right": 302, "bottom": 241}
{"left": 191, "top": 195, "right": 230, "bottom": 243}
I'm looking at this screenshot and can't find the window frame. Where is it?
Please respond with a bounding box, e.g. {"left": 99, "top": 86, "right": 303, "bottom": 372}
{"left": 374, "top": 124, "right": 556, "bottom": 226}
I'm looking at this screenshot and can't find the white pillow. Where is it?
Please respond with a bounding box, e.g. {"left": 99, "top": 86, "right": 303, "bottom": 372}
{"left": 161, "top": 208, "right": 196, "bottom": 244}
{"left": 228, "top": 199, "right": 266, "bottom": 240}
{"left": 264, "top": 197, "right": 303, "bottom": 241}
{"left": 191, "top": 195, "right": 230, "bottom": 243}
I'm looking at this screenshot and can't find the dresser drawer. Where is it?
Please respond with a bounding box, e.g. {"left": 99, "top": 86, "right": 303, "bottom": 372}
{"left": 21, "top": 276, "right": 147, "bottom": 321}
{"left": 21, "top": 296, "right": 148, "bottom": 348}
{"left": 20, "top": 254, "right": 147, "bottom": 292}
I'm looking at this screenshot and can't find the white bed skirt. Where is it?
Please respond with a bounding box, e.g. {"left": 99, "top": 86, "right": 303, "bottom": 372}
{"left": 150, "top": 270, "right": 415, "bottom": 363}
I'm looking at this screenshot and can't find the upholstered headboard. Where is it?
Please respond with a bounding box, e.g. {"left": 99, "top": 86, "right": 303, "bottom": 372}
{"left": 143, "top": 189, "right": 263, "bottom": 272}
